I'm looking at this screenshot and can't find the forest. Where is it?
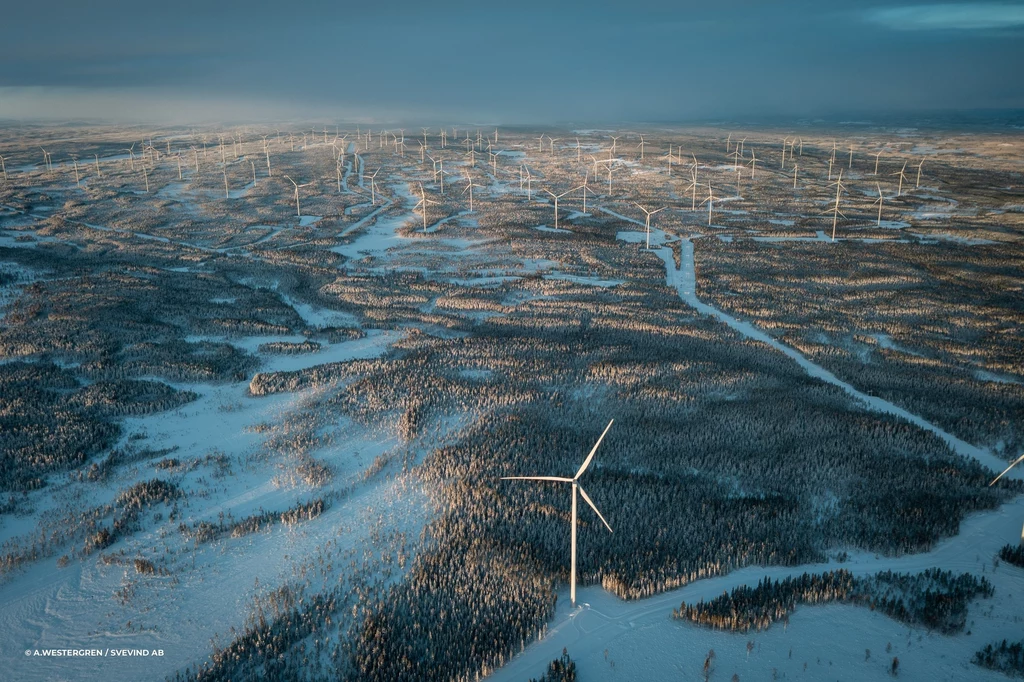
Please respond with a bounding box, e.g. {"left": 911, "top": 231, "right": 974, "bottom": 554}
{"left": 672, "top": 568, "right": 993, "bottom": 634}
{"left": 974, "top": 639, "right": 1024, "bottom": 678}
{"left": 0, "top": 124, "right": 1020, "bottom": 682}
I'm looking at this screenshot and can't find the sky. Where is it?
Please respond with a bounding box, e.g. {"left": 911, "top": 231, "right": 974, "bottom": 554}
{"left": 1, "top": 1, "right": 1022, "bottom": 124}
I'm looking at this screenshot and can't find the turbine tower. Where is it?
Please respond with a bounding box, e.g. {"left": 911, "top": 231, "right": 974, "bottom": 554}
{"left": 502, "top": 419, "right": 615, "bottom": 606}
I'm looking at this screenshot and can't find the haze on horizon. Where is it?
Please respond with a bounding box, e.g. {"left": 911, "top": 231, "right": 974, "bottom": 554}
{"left": 1, "top": 0, "right": 1023, "bottom": 124}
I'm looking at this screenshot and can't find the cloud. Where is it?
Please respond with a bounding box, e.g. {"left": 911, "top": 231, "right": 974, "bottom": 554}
{"left": 866, "top": 3, "right": 1024, "bottom": 31}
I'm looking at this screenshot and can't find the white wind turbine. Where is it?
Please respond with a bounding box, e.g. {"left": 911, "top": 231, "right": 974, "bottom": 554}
{"left": 634, "top": 202, "right": 666, "bottom": 250}
{"left": 369, "top": 168, "right": 381, "bottom": 204}
{"left": 609, "top": 135, "right": 621, "bottom": 156}
{"left": 827, "top": 169, "right": 848, "bottom": 241}
{"left": 683, "top": 164, "right": 700, "bottom": 211}
{"left": 544, "top": 185, "right": 583, "bottom": 229}
{"left": 501, "top": 419, "right": 615, "bottom": 606}
{"left": 893, "top": 161, "right": 908, "bottom": 197}
{"left": 0, "top": 154, "right": 7, "bottom": 182}
{"left": 990, "top": 453, "right": 1024, "bottom": 544}
{"left": 415, "top": 182, "right": 440, "bottom": 232}
{"left": 283, "top": 175, "right": 313, "bottom": 217}
{"left": 873, "top": 182, "right": 885, "bottom": 227}
{"left": 700, "top": 183, "right": 716, "bottom": 226}
{"left": 636, "top": 135, "right": 647, "bottom": 160}
{"left": 462, "top": 171, "right": 484, "bottom": 213}
{"left": 580, "top": 172, "right": 598, "bottom": 215}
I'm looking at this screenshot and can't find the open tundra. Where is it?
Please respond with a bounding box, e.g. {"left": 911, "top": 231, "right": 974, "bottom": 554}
{"left": 0, "top": 122, "right": 1022, "bottom": 681}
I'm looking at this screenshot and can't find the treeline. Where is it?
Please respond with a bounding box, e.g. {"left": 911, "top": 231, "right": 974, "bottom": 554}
{"left": 672, "top": 568, "right": 993, "bottom": 634}
{"left": 974, "top": 639, "right": 1024, "bottom": 677}
{"left": 999, "top": 543, "right": 1024, "bottom": 568}
{"left": 257, "top": 340, "right": 321, "bottom": 355}
{"left": 531, "top": 649, "right": 577, "bottom": 682}
{"left": 179, "top": 498, "right": 329, "bottom": 545}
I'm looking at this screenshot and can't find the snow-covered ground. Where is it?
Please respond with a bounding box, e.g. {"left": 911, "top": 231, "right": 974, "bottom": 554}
{"left": 484, "top": 217, "right": 1024, "bottom": 682}
{"left": 489, "top": 498, "right": 1024, "bottom": 682}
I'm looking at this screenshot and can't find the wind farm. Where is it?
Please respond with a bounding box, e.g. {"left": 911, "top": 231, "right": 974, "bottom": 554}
{"left": 1, "top": 2, "right": 1024, "bottom": 682}
{"left": 0, "top": 117, "right": 1021, "bottom": 682}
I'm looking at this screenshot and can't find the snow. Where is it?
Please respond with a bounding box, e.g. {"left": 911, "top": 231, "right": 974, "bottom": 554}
{"left": 0, "top": 325, "right": 432, "bottom": 682}
{"left": 488, "top": 497, "right": 1024, "bottom": 682}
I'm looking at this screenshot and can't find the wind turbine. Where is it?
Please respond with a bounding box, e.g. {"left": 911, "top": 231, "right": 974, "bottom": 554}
{"left": 595, "top": 157, "right": 618, "bottom": 195}
{"left": 501, "top": 419, "right": 615, "bottom": 606}
{"left": 415, "top": 182, "right": 439, "bottom": 232}
{"left": 283, "top": 175, "right": 313, "bottom": 217}
{"left": 747, "top": 149, "right": 758, "bottom": 179}
{"left": 369, "top": 168, "right": 381, "bottom": 204}
{"left": 0, "top": 155, "right": 6, "bottom": 182}
{"left": 873, "top": 183, "right": 886, "bottom": 227}
{"left": 700, "top": 183, "right": 716, "bottom": 226}
{"left": 990, "top": 454, "right": 1024, "bottom": 544}
{"left": 575, "top": 137, "right": 583, "bottom": 163}
{"left": 609, "top": 135, "right": 621, "bottom": 156}
{"left": 827, "top": 169, "right": 848, "bottom": 241}
{"left": 873, "top": 150, "right": 884, "bottom": 175}
{"left": 548, "top": 138, "right": 560, "bottom": 155}
{"left": 462, "top": 171, "right": 484, "bottom": 213}
{"left": 536, "top": 134, "right": 546, "bottom": 152}
{"left": 634, "top": 202, "right": 666, "bottom": 250}
{"left": 580, "top": 172, "right": 598, "bottom": 214}
{"left": 683, "top": 165, "right": 700, "bottom": 211}
{"left": 70, "top": 156, "right": 80, "bottom": 186}
{"left": 893, "top": 161, "right": 908, "bottom": 197}
{"left": 915, "top": 160, "right": 924, "bottom": 188}
{"left": 663, "top": 144, "right": 679, "bottom": 177}
{"left": 544, "top": 186, "right": 582, "bottom": 229}
{"left": 636, "top": 135, "right": 647, "bottom": 161}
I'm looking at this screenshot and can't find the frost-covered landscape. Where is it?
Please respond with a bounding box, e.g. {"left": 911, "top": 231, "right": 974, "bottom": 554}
{"left": 0, "top": 118, "right": 1022, "bottom": 681}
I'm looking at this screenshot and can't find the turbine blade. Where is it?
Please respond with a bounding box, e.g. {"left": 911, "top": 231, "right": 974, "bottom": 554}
{"left": 574, "top": 419, "right": 614, "bottom": 480}
{"left": 501, "top": 476, "right": 573, "bottom": 482}
{"left": 577, "top": 485, "right": 613, "bottom": 533}
{"left": 990, "top": 453, "right": 1024, "bottom": 486}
